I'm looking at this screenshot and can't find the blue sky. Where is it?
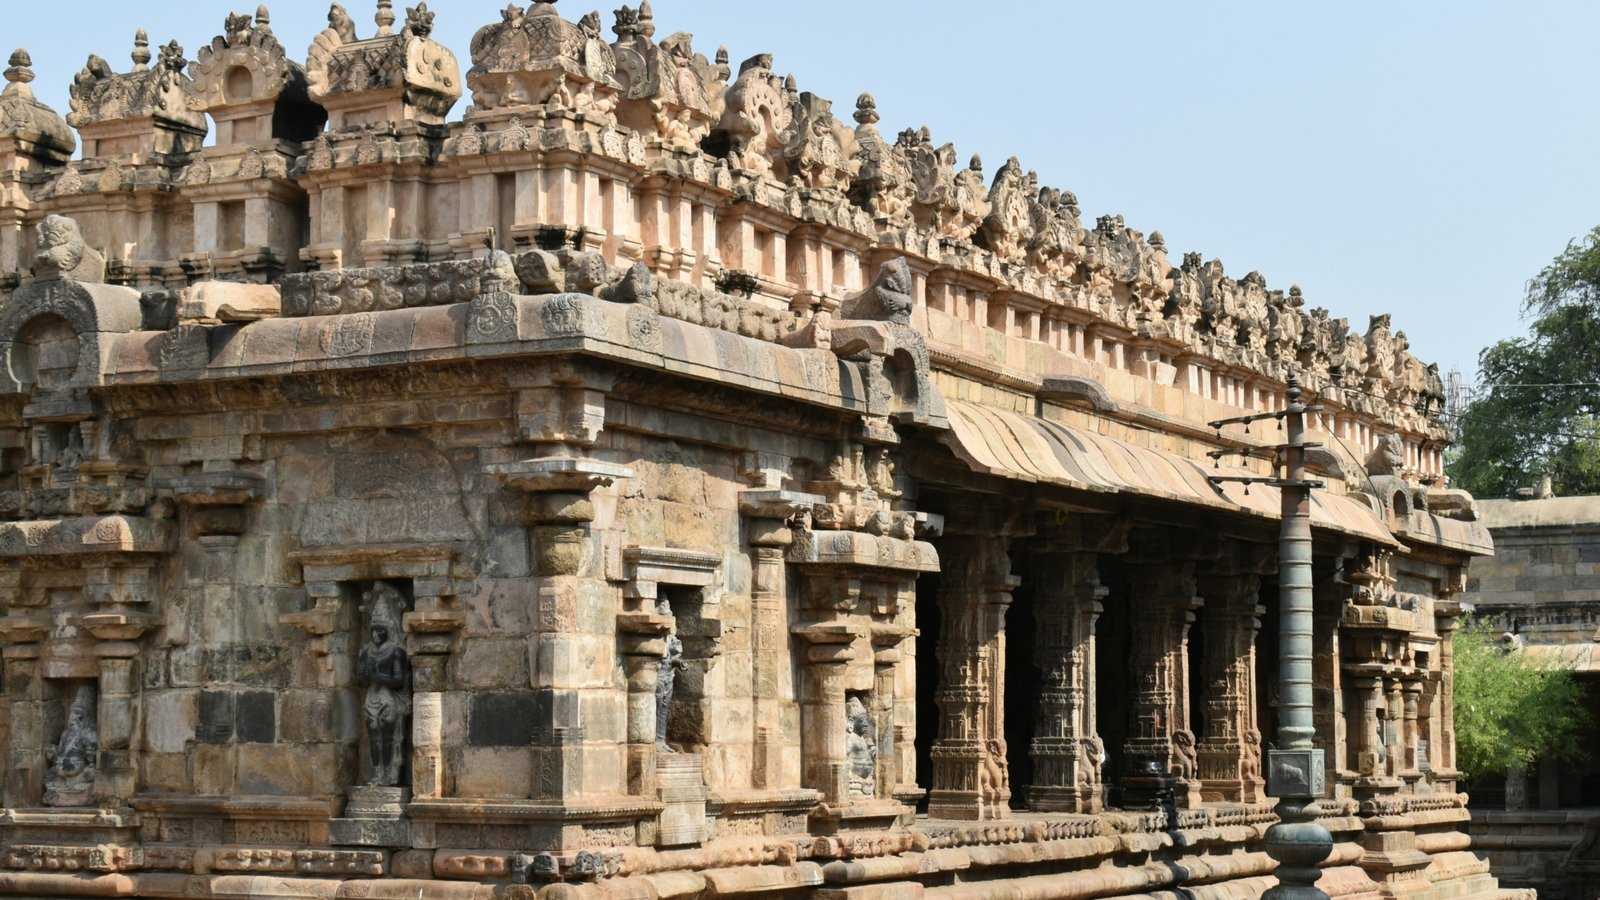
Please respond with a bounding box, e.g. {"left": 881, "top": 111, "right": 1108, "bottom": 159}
{"left": 13, "top": 1, "right": 1600, "bottom": 382}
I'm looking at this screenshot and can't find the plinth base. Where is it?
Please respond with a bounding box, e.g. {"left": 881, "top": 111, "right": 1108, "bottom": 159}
{"left": 330, "top": 786, "right": 410, "bottom": 848}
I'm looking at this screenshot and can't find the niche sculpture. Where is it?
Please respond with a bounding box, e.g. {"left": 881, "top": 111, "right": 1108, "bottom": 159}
{"left": 654, "top": 596, "right": 686, "bottom": 750}
{"left": 357, "top": 583, "right": 411, "bottom": 787}
{"left": 846, "top": 694, "right": 876, "bottom": 798}
{"left": 43, "top": 683, "right": 98, "bottom": 806}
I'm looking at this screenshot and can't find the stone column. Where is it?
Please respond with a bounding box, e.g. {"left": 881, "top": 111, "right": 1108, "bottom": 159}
{"left": 485, "top": 455, "right": 634, "bottom": 806}
{"left": 1402, "top": 680, "right": 1423, "bottom": 781}
{"left": 1434, "top": 597, "right": 1463, "bottom": 791}
{"left": 81, "top": 566, "right": 162, "bottom": 807}
{"left": 1354, "top": 676, "right": 1384, "bottom": 779}
{"left": 0, "top": 616, "right": 47, "bottom": 806}
{"left": 739, "top": 485, "right": 817, "bottom": 793}
{"left": 873, "top": 644, "right": 900, "bottom": 801}
{"left": 928, "top": 534, "right": 1017, "bottom": 820}
{"left": 617, "top": 612, "right": 670, "bottom": 797}
{"left": 795, "top": 627, "right": 855, "bottom": 804}
{"left": 90, "top": 648, "right": 137, "bottom": 804}
{"left": 1123, "top": 558, "right": 1202, "bottom": 808}
{"left": 1195, "top": 566, "right": 1267, "bottom": 804}
{"left": 1385, "top": 678, "right": 1403, "bottom": 778}
{"left": 1029, "top": 548, "right": 1106, "bottom": 813}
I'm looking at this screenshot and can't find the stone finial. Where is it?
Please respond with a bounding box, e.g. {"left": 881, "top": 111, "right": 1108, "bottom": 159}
{"left": 132, "top": 28, "right": 151, "bottom": 72}
{"left": 4, "top": 49, "right": 34, "bottom": 95}
{"left": 968, "top": 154, "right": 982, "bottom": 172}
{"left": 225, "top": 11, "right": 254, "bottom": 39}
{"left": 376, "top": 0, "right": 396, "bottom": 35}
{"left": 1149, "top": 230, "right": 1166, "bottom": 250}
{"left": 404, "top": 2, "right": 435, "bottom": 39}
{"left": 854, "top": 92, "right": 878, "bottom": 126}
{"left": 257, "top": 4, "right": 271, "bottom": 27}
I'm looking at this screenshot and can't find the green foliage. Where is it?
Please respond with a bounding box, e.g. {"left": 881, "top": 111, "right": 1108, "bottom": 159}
{"left": 1450, "top": 227, "right": 1600, "bottom": 498}
{"left": 1452, "top": 619, "right": 1590, "bottom": 778}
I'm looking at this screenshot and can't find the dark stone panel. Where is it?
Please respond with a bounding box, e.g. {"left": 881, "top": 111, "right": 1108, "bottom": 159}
{"left": 234, "top": 690, "right": 277, "bottom": 744}
{"left": 198, "top": 690, "right": 235, "bottom": 744}
{"left": 469, "top": 692, "right": 538, "bottom": 747}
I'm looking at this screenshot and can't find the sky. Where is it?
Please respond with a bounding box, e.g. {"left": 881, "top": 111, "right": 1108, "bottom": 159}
{"left": 11, "top": 1, "right": 1600, "bottom": 382}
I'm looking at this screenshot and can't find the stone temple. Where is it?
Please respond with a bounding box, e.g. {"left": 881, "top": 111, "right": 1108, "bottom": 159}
{"left": 0, "top": 2, "right": 1521, "bottom": 898}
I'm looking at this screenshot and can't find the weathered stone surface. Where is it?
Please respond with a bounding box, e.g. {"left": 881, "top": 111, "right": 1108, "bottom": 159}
{"left": 0, "top": 4, "right": 1503, "bottom": 899}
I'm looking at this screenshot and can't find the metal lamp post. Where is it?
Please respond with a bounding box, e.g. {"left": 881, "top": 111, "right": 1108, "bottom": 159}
{"left": 1210, "top": 372, "right": 1333, "bottom": 900}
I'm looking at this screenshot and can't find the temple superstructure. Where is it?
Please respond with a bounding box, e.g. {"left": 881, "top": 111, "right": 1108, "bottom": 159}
{"left": 0, "top": 3, "right": 1520, "bottom": 898}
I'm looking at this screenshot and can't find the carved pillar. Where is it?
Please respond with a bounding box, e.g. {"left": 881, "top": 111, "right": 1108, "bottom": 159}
{"left": 928, "top": 533, "right": 1017, "bottom": 821}
{"left": 1196, "top": 558, "right": 1268, "bottom": 804}
{"left": 405, "top": 578, "right": 465, "bottom": 803}
{"left": 81, "top": 562, "right": 162, "bottom": 808}
{"left": 795, "top": 626, "right": 855, "bottom": 804}
{"left": 740, "top": 483, "right": 819, "bottom": 793}
{"left": 1354, "top": 676, "right": 1384, "bottom": 781}
{"left": 1434, "top": 596, "right": 1463, "bottom": 791}
{"left": 1385, "top": 678, "right": 1403, "bottom": 779}
{"left": 872, "top": 643, "right": 899, "bottom": 801}
{"left": 1029, "top": 547, "right": 1107, "bottom": 813}
{"left": 617, "top": 613, "right": 670, "bottom": 798}
{"left": 1123, "top": 554, "right": 1202, "bottom": 808}
{"left": 0, "top": 616, "right": 47, "bottom": 806}
{"left": 1402, "top": 680, "right": 1423, "bottom": 782}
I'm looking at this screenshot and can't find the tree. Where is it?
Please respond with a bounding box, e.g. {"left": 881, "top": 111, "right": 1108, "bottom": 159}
{"left": 1450, "top": 227, "right": 1600, "bottom": 499}
{"left": 1452, "top": 619, "right": 1590, "bottom": 779}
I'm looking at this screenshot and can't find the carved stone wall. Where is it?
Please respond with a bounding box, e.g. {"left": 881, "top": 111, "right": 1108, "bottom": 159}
{"left": 0, "top": 3, "right": 1517, "bottom": 899}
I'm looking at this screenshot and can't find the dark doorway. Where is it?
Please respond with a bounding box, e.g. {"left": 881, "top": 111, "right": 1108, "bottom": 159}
{"left": 1096, "top": 556, "right": 1131, "bottom": 805}
{"left": 1005, "top": 555, "right": 1037, "bottom": 809}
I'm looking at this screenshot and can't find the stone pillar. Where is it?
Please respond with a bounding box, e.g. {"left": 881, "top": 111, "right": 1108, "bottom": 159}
{"left": 928, "top": 534, "right": 1016, "bottom": 821}
{"left": 1195, "top": 565, "right": 1267, "bottom": 804}
{"left": 485, "top": 455, "right": 634, "bottom": 807}
{"left": 1385, "top": 678, "right": 1403, "bottom": 778}
{"left": 1028, "top": 548, "right": 1106, "bottom": 813}
{"left": 1355, "top": 676, "right": 1384, "bottom": 780}
{"left": 796, "top": 627, "right": 855, "bottom": 805}
{"left": 873, "top": 645, "right": 899, "bottom": 801}
{"left": 90, "top": 649, "right": 137, "bottom": 805}
{"left": 1434, "top": 596, "right": 1463, "bottom": 791}
{"left": 617, "top": 612, "right": 670, "bottom": 797}
{"left": 1402, "top": 680, "right": 1423, "bottom": 781}
{"left": 0, "top": 616, "right": 48, "bottom": 806}
{"left": 739, "top": 484, "right": 816, "bottom": 793}
{"left": 1123, "top": 558, "right": 1202, "bottom": 808}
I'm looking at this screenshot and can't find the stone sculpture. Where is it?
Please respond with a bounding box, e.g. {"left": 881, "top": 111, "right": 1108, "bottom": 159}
{"left": 357, "top": 582, "right": 411, "bottom": 787}
{"left": 32, "top": 214, "right": 105, "bottom": 282}
{"left": 655, "top": 596, "right": 687, "bottom": 751}
{"left": 846, "top": 695, "right": 876, "bottom": 798}
{"left": 43, "top": 683, "right": 98, "bottom": 807}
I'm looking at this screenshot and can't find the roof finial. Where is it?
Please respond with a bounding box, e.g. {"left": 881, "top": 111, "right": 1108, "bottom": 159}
{"left": 854, "top": 92, "right": 878, "bottom": 127}
{"left": 256, "top": 4, "right": 271, "bottom": 28}
{"left": 4, "top": 49, "right": 35, "bottom": 97}
{"left": 375, "top": 0, "right": 395, "bottom": 35}
{"left": 131, "top": 28, "right": 151, "bottom": 72}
